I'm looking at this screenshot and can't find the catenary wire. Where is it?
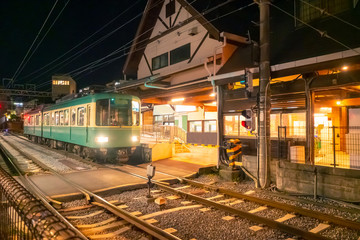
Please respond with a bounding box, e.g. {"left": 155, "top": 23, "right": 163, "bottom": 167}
{"left": 22, "top": 0, "right": 163, "bottom": 84}
{"left": 10, "top": 0, "right": 59, "bottom": 86}
{"left": 20, "top": 0, "right": 71, "bottom": 91}
{"left": 270, "top": 3, "right": 360, "bottom": 54}
{"left": 68, "top": 1, "right": 256, "bottom": 78}
{"left": 298, "top": 0, "right": 360, "bottom": 31}
{"left": 21, "top": 0, "right": 143, "bottom": 82}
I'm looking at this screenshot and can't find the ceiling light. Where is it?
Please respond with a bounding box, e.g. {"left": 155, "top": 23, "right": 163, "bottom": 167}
{"left": 342, "top": 66, "right": 348, "bottom": 71}
{"left": 171, "top": 98, "right": 185, "bottom": 102}
{"left": 209, "top": 93, "right": 216, "bottom": 97}
{"left": 336, "top": 101, "right": 341, "bottom": 105}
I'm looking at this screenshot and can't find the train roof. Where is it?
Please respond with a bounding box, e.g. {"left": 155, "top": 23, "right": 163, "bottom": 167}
{"left": 43, "top": 93, "right": 139, "bottom": 111}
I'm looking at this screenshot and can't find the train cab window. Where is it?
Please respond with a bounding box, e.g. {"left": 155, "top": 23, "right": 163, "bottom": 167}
{"left": 71, "top": 108, "right": 76, "bottom": 126}
{"left": 78, "top": 107, "right": 86, "bottom": 126}
{"left": 132, "top": 101, "right": 140, "bottom": 126}
{"left": 55, "top": 111, "right": 59, "bottom": 126}
{"left": 96, "top": 98, "right": 132, "bottom": 126}
{"left": 64, "top": 109, "right": 69, "bottom": 126}
{"left": 60, "top": 111, "right": 64, "bottom": 125}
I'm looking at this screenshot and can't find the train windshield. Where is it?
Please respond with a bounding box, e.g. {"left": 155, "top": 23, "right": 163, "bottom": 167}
{"left": 96, "top": 98, "right": 140, "bottom": 126}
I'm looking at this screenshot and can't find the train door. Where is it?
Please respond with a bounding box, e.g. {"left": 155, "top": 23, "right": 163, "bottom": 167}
{"left": 86, "top": 104, "right": 91, "bottom": 143}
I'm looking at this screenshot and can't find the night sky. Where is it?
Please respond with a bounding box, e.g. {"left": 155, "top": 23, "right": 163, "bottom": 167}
{"left": 0, "top": 0, "right": 147, "bottom": 90}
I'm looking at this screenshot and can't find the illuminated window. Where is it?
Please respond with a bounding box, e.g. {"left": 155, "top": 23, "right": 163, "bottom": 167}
{"left": 55, "top": 111, "right": 59, "bottom": 126}
{"left": 71, "top": 108, "right": 76, "bottom": 125}
{"left": 43, "top": 113, "right": 50, "bottom": 126}
{"left": 189, "top": 121, "right": 202, "bottom": 132}
{"left": 77, "top": 107, "right": 85, "bottom": 126}
{"left": 224, "top": 115, "right": 239, "bottom": 136}
{"left": 35, "top": 115, "right": 40, "bottom": 126}
{"left": 204, "top": 120, "right": 217, "bottom": 133}
{"left": 59, "top": 111, "right": 64, "bottom": 125}
{"left": 64, "top": 109, "right": 69, "bottom": 126}
{"left": 52, "top": 80, "right": 70, "bottom": 85}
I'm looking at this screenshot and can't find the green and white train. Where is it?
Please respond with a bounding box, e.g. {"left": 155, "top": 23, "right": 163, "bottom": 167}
{"left": 23, "top": 93, "right": 141, "bottom": 162}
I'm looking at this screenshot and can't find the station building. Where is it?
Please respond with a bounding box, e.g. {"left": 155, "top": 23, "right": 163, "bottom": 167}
{"left": 117, "top": 0, "right": 360, "bottom": 201}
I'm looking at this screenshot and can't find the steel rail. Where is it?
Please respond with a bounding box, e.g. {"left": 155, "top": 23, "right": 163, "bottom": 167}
{"left": 9, "top": 134, "right": 358, "bottom": 238}
{"left": 182, "top": 178, "right": 360, "bottom": 231}
{"left": 1, "top": 135, "right": 181, "bottom": 240}
{"left": 105, "top": 166, "right": 331, "bottom": 240}
{"left": 127, "top": 163, "right": 360, "bottom": 231}
{"left": 0, "top": 139, "right": 88, "bottom": 240}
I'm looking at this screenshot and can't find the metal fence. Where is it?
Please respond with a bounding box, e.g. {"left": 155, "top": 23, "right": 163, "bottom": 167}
{"left": 141, "top": 125, "right": 187, "bottom": 143}
{"left": 277, "top": 126, "right": 360, "bottom": 170}
{"left": 0, "top": 166, "right": 82, "bottom": 239}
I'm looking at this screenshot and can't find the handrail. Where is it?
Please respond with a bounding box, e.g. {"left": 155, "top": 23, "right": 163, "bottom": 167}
{"left": 141, "top": 125, "right": 187, "bottom": 143}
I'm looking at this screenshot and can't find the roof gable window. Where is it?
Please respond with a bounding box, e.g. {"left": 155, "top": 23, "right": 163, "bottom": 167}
{"left": 152, "top": 52, "right": 168, "bottom": 70}
{"left": 166, "top": 0, "right": 175, "bottom": 18}
{"left": 170, "top": 43, "right": 190, "bottom": 65}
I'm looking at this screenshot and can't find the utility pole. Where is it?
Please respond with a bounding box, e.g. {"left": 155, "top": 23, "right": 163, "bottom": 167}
{"left": 258, "top": 0, "right": 271, "bottom": 188}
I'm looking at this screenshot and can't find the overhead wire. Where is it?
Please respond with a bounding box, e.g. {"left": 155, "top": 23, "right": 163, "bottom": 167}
{"left": 298, "top": 0, "right": 360, "bottom": 31}
{"left": 270, "top": 3, "right": 360, "bottom": 54}
{"left": 10, "top": 0, "right": 59, "bottom": 86}
{"left": 18, "top": 0, "right": 71, "bottom": 90}
{"left": 21, "top": 0, "right": 161, "bottom": 84}
{"left": 68, "top": 1, "right": 257, "bottom": 78}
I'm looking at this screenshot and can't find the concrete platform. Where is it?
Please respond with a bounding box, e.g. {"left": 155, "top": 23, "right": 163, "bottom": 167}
{"left": 28, "top": 159, "right": 208, "bottom": 199}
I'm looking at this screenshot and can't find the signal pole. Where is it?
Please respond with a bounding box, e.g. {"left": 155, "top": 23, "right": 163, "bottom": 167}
{"left": 258, "top": 0, "right": 271, "bottom": 188}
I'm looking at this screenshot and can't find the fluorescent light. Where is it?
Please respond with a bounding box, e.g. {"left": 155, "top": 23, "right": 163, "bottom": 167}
{"left": 212, "top": 101, "right": 217, "bottom": 105}
{"left": 175, "top": 105, "right": 196, "bottom": 112}
{"left": 342, "top": 66, "right": 348, "bottom": 71}
{"left": 336, "top": 101, "right": 341, "bottom": 105}
{"left": 171, "top": 98, "right": 185, "bottom": 102}
{"left": 209, "top": 93, "right": 216, "bottom": 97}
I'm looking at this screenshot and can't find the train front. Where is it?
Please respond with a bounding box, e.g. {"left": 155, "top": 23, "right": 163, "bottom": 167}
{"left": 91, "top": 94, "right": 141, "bottom": 162}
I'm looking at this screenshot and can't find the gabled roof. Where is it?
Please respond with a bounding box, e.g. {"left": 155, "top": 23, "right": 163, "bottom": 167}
{"left": 123, "top": 0, "right": 234, "bottom": 78}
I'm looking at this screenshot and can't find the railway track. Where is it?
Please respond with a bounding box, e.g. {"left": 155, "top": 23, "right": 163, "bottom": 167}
{"left": 0, "top": 134, "right": 183, "bottom": 240}
{"left": 3, "top": 133, "right": 360, "bottom": 239}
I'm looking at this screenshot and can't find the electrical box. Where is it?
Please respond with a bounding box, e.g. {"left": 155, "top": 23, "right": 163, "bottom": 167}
{"left": 147, "top": 164, "right": 156, "bottom": 178}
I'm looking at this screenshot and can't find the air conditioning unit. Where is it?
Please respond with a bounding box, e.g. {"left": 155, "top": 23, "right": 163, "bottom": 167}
{"left": 188, "top": 27, "right": 198, "bottom": 36}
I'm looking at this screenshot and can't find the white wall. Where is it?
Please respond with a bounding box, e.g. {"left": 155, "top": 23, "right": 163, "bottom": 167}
{"left": 137, "top": 0, "right": 223, "bottom": 80}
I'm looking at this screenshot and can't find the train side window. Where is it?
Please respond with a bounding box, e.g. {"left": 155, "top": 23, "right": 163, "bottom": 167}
{"left": 30, "top": 116, "right": 34, "bottom": 125}
{"left": 51, "top": 112, "right": 55, "bottom": 126}
{"left": 77, "top": 107, "right": 85, "bottom": 126}
{"left": 64, "top": 109, "right": 69, "bottom": 126}
{"left": 55, "top": 111, "right": 59, "bottom": 126}
{"left": 35, "top": 115, "right": 40, "bottom": 126}
{"left": 71, "top": 108, "right": 76, "bottom": 126}
{"left": 59, "top": 111, "right": 64, "bottom": 125}
{"left": 44, "top": 113, "right": 50, "bottom": 126}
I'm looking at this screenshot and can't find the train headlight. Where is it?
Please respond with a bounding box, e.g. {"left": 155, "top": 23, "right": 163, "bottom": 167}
{"left": 96, "top": 137, "right": 108, "bottom": 143}
{"left": 131, "top": 136, "right": 139, "bottom": 142}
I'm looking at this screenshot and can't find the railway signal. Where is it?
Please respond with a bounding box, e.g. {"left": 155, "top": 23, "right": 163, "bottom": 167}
{"left": 239, "top": 70, "right": 253, "bottom": 98}
{"left": 241, "top": 109, "right": 255, "bottom": 132}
